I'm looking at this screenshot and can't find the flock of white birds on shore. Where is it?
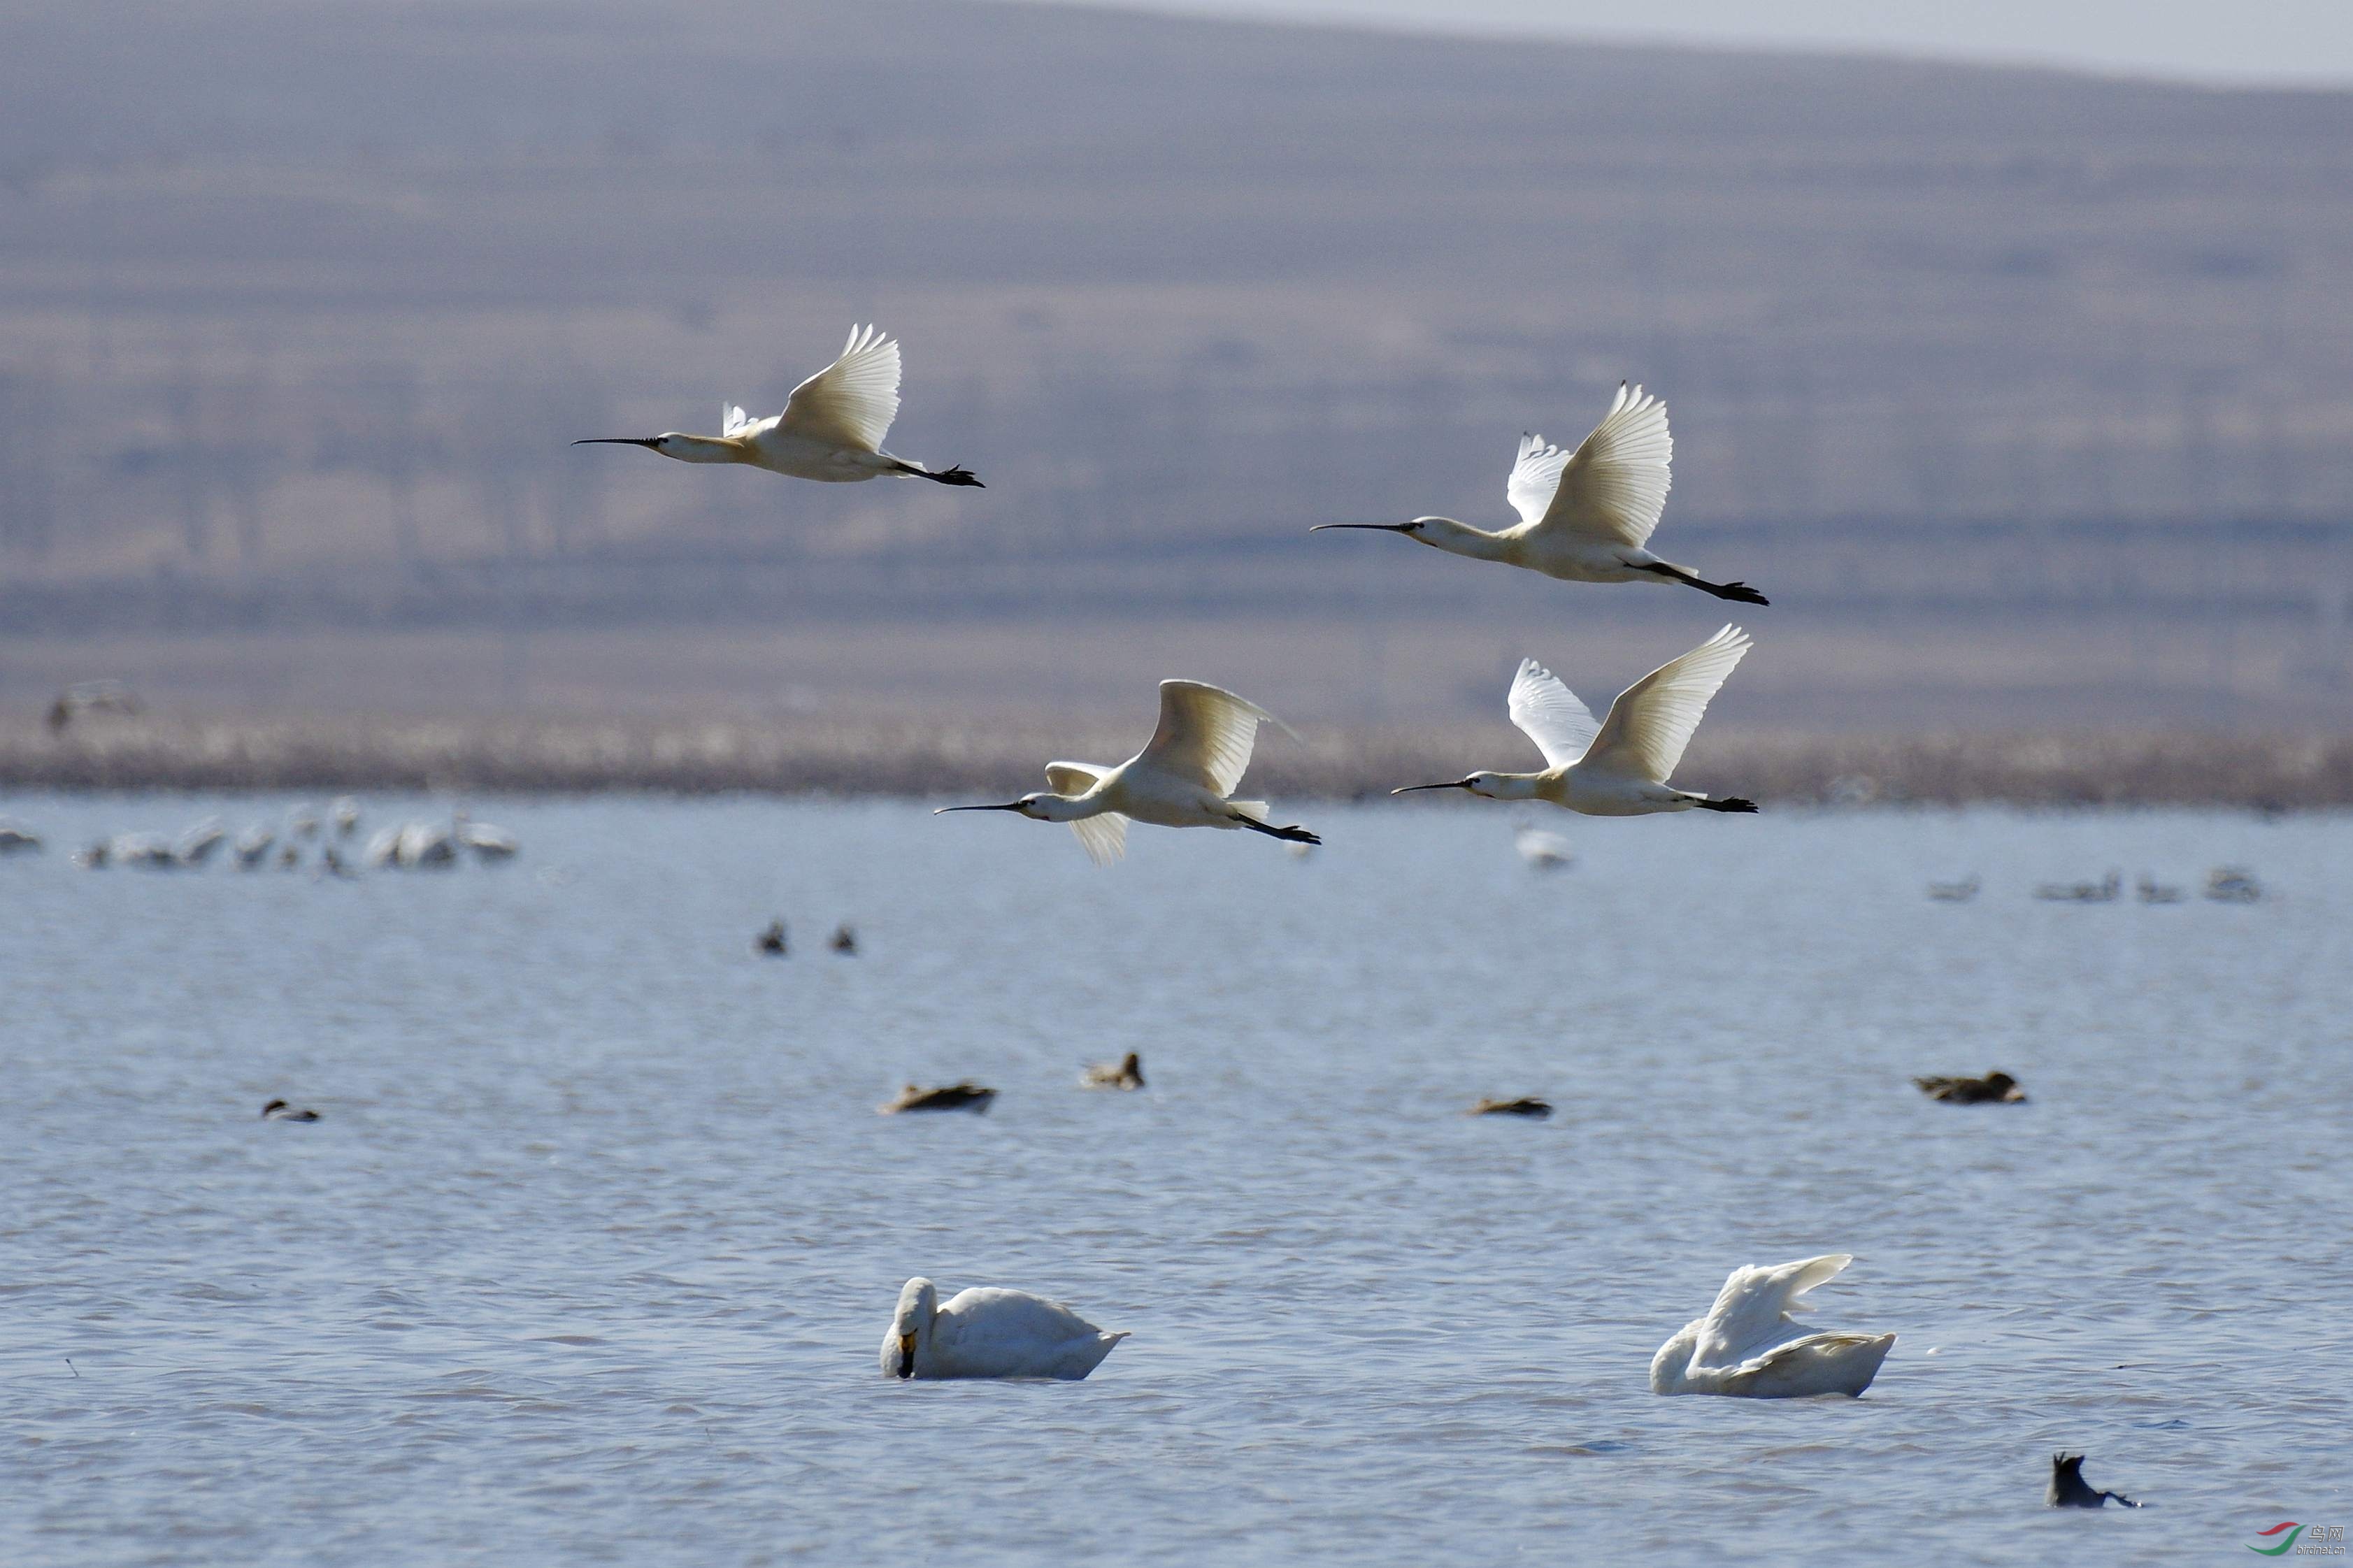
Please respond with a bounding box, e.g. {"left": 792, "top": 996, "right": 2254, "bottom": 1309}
{"left": 22, "top": 798, "right": 521, "bottom": 874}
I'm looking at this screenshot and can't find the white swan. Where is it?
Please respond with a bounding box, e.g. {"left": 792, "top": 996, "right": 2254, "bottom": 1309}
{"left": 1650, "top": 1254, "right": 1894, "bottom": 1397}
{"left": 880, "top": 1276, "right": 1127, "bottom": 1381}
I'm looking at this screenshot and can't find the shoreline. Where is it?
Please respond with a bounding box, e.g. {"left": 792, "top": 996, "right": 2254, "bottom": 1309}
{"left": 3, "top": 719, "right": 2349, "bottom": 808}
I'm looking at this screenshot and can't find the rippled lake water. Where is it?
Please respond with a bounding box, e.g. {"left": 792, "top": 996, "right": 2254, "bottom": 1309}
{"left": 3, "top": 795, "right": 2348, "bottom": 1565}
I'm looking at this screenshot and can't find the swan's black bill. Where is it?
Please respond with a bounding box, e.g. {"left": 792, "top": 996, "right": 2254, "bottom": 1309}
{"left": 896, "top": 1335, "right": 916, "bottom": 1378}
{"left": 571, "top": 437, "right": 661, "bottom": 449}
{"left": 1309, "top": 522, "right": 1415, "bottom": 533}
{"left": 934, "top": 802, "right": 1025, "bottom": 814}
{"left": 1392, "top": 779, "right": 1473, "bottom": 794}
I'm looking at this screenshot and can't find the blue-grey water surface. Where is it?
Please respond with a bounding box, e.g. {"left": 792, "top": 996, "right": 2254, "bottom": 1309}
{"left": 3, "top": 796, "right": 2349, "bottom": 1566}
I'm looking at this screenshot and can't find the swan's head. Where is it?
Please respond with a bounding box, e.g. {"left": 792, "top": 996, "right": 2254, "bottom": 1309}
{"left": 882, "top": 1277, "right": 938, "bottom": 1379}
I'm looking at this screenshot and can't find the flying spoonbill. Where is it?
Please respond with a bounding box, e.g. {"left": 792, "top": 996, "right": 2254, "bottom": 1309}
{"left": 881, "top": 1276, "right": 1127, "bottom": 1381}
{"left": 1650, "top": 1254, "right": 1895, "bottom": 1397}
{"left": 573, "top": 324, "right": 980, "bottom": 487}
{"left": 1394, "top": 628, "right": 1757, "bottom": 817}
{"left": 1312, "top": 382, "right": 1765, "bottom": 603}
{"left": 937, "top": 680, "right": 1319, "bottom": 863}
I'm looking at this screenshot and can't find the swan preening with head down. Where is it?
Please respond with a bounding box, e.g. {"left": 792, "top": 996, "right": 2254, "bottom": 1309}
{"left": 1396, "top": 628, "right": 1757, "bottom": 817}
{"left": 880, "top": 1277, "right": 1128, "bottom": 1381}
{"left": 574, "top": 325, "right": 980, "bottom": 488}
{"left": 1651, "top": 1254, "right": 1895, "bottom": 1397}
{"left": 1312, "top": 382, "right": 1766, "bottom": 603}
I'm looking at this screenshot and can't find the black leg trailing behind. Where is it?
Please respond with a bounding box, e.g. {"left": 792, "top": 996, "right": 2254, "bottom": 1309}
{"left": 1694, "top": 796, "right": 1759, "bottom": 814}
{"left": 1235, "top": 817, "right": 1322, "bottom": 845}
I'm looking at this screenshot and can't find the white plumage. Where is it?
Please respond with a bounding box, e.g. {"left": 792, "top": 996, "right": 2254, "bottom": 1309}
{"left": 573, "top": 325, "right": 982, "bottom": 488}
{"left": 1650, "top": 1254, "right": 1896, "bottom": 1398}
{"left": 938, "top": 679, "right": 1318, "bottom": 865}
{"left": 880, "top": 1276, "right": 1128, "bottom": 1381}
{"left": 1311, "top": 382, "right": 1765, "bottom": 603}
{"left": 1395, "top": 628, "right": 1758, "bottom": 817}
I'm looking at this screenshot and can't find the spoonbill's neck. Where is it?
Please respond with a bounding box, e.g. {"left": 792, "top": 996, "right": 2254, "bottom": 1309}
{"left": 665, "top": 434, "right": 745, "bottom": 465}
{"left": 1480, "top": 772, "right": 1549, "bottom": 802}
{"left": 1029, "top": 792, "right": 1103, "bottom": 823}
{"left": 1417, "top": 517, "right": 1515, "bottom": 563}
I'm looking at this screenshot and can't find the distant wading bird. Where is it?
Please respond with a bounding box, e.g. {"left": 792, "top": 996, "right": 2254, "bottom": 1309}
{"left": 1310, "top": 382, "right": 1765, "bottom": 604}
{"left": 573, "top": 325, "right": 980, "bottom": 487}
{"left": 937, "top": 680, "right": 1319, "bottom": 864}
{"left": 1395, "top": 629, "right": 1757, "bottom": 817}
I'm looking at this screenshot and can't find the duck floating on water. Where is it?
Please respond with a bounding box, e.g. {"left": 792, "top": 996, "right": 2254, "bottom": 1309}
{"left": 1914, "top": 1070, "right": 2026, "bottom": 1105}
{"left": 2035, "top": 872, "right": 2119, "bottom": 902}
{"left": 261, "top": 1098, "right": 320, "bottom": 1123}
{"left": 830, "top": 924, "right": 857, "bottom": 954}
{"left": 880, "top": 1081, "right": 996, "bottom": 1114}
{"left": 754, "top": 919, "right": 788, "bottom": 956}
{"left": 1468, "top": 1096, "right": 1552, "bottom": 1117}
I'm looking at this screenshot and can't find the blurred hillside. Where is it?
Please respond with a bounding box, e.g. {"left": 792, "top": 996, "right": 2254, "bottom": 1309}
{"left": 0, "top": 0, "right": 2347, "bottom": 733}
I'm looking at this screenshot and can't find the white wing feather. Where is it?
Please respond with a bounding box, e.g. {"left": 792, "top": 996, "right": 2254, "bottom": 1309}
{"left": 1044, "top": 761, "right": 1106, "bottom": 797}
{"left": 1528, "top": 382, "right": 1673, "bottom": 547}
{"left": 776, "top": 324, "right": 902, "bottom": 451}
{"left": 1505, "top": 658, "right": 1601, "bottom": 770}
{"left": 1580, "top": 625, "right": 1751, "bottom": 785}
{"left": 1069, "top": 814, "right": 1128, "bottom": 866}
{"left": 1506, "top": 433, "right": 1574, "bottom": 528}
{"left": 1139, "top": 680, "right": 1291, "bottom": 798}
{"left": 721, "top": 403, "right": 753, "bottom": 438}
{"left": 1692, "top": 1254, "right": 1854, "bottom": 1372}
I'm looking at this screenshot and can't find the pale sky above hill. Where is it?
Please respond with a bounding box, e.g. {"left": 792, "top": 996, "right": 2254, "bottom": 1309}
{"left": 1027, "top": 0, "right": 2353, "bottom": 87}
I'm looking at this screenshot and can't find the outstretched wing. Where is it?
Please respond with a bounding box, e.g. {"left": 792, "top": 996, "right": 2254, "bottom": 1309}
{"left": 1526, "top": 382, "right": 1673, "bottom": 547}
{"left": 1044, "top": 761, "right": 1106, "bottom": 797}
{"left": 1138, "top": 680, "right": 1292, "bottom": 798}
{"left": 1506, "top": 433, "right": 1574, "bottom": 527}
{"left": 1070, "top": 814, "right": 1128, "bottom": 867}
{"left": 1580, "top": 625, "right": 1751, "bottom": 785}
{"left": 1505, "top": 658, "right": 1600, "bottom": 769}
{"left": 1694, "top": 1253, "right": 1852, "bottom": 1369}
{"left": 721, "top": 403, "right": 754, "bottom": 438}
{"left": 776, "top": 324, "right": 901, "bottom": 451}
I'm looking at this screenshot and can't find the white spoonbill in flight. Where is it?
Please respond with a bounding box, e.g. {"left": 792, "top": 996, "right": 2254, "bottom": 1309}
{"left": 938, "top": 680, "right": 1319, "bottom": 863}
{"left": 1313, "top": 382, "right": 1764, "bottom": 604}
{"left": 573, "top": 324, "right": 981, "bottom": 487}
{"left": 1396, "top": 627, "right": 1757, "bottom": 816}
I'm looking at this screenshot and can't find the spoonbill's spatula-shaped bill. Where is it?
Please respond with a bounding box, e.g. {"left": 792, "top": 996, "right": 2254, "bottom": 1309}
{"left": 573, "top": 324, "right": 981, "bottom": 487}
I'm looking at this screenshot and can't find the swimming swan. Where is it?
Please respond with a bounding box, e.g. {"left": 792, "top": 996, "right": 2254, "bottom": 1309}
{"left": 880, "top": 1276, "right": 1128, "bottom": 1381}
{"left": 1650, "top": 1253, "right": 1894, "bottom": 1397}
